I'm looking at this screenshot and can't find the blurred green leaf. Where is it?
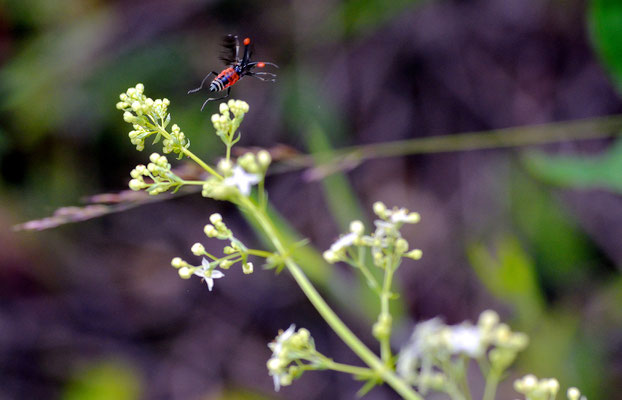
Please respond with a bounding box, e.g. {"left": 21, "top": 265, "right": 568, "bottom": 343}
{"left": 510, "top": 169, "right": 596, "bottom": 288}
{"left": 523, "top": 139, "right": 622, "bottom": 193}
{"left": 589, "top": 0, "right": 622, "bottom": 93}
{"left": 62, "top": 359, "right": 142, "bottom": 400}
{"left": 331, "top": 0, "right": 426, "bottom": 37}
{"left": 467, "top": 236, "right": 544, "bottom": 324}
{"left": 212, "top": 388, "right": 275, "bottom": 400}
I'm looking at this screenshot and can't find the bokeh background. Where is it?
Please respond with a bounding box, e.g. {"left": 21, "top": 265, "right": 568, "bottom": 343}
{"left": 2, "top": 0, "right": 622, "bottom": 399}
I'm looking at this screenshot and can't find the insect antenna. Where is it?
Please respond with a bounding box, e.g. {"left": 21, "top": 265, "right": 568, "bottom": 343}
{"left": 219, "top": 34, "right": 238, "bottom": 66}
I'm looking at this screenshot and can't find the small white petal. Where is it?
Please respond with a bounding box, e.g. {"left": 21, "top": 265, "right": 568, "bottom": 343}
{"left": 223, "top": 166, "right": 261, "bottom": 196}
{"left": 330, "top": 232, "right": 357, "bottom": 251}
{"left": 211, "top": 270, "right": 225, "bottom": 279}
{"left": 448, "top": 324, "right": 483, "bottom": 357}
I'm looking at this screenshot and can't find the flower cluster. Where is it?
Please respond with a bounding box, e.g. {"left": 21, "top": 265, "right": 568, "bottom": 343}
{"left": 117, "top": 84, "right": 188, "bottom": 157}
{"left": 514, "top": 374, "right": 586, "bottom": 400}
{"left": 199, "top": 100, "right": 272, "bottom": 201}
{"left": 202, "top": 150, "right": 272, "bottom": 200}
{"left": 162, "top": 123, "right": 190, "bottom": 159}
{"left": 211, "top": 99, "right": 250, "bottom": 144}
{"left": 171, "top": 213, "right": 258, "bottom": 290}
{"left": 397, "top": 310, "right": 529, "bottom": 395}
{"left": 267, "top": 325, "right": 319, "bottom": 391}
{"left": 323, "top": 201, "right": 422, "bottom": 265}
{"left": 129, "top": 153, "right": 181, "bottom": 195}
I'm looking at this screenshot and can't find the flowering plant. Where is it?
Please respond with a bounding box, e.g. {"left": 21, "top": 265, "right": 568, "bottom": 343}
{"left": 114, "top": 84, "right": 586, "bottom": 400}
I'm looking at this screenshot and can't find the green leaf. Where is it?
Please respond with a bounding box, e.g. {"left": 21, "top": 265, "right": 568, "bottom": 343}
{"left": 589, "top": 0, "right": 622, "bottom": 93}
{"left": 523, "top": 139, "right": 622, "bottom": 193}
{"left": 330, "top": 0, "right": 427, "bottom": 37}
{"left": 62, "top": 359, "right": 142, "bottom": 400}
{"left": 467, "top": 236, "right": 545, "bottom": 324}
{"left": 510, "top": 169, "right": 597, "bottom": 288}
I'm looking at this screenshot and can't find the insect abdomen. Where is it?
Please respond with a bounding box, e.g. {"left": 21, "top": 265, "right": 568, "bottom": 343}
{"left": 210, "top": 67, "right": 240, "bottom": 92}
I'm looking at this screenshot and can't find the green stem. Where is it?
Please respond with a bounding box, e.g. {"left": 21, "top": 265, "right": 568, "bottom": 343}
{"left": 246, "top": 248, "right": 275, "bottom": 258}
{"left": 324, "top": 360, "right": 375, "bottom": 378}
{"left": 379, "top": 254, "right": 397, "bottom": 364}
{"left": 226, "top": 142, "right": 232, "bottom": 163}
{"left": 180, "top": 180, "right": 207, "bottom": 185}
{"left": 482, "top": 368, "right": 501, "bottom": 400}
{"left": 349, "top": 247, "right": 380, "bottom": 291}
{"left": 153, "top": 125, "right": 222, "bottom": 179}
{"left": 458, "top": 357, "right": 473, "bottom": 400}
{"left": 239, "top": 196, "right": 422, "bottom": 400}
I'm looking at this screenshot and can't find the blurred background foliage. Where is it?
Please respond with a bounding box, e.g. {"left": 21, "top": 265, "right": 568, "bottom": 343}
{"left": 2, "top": 0, "right": 622, "bottom": 399}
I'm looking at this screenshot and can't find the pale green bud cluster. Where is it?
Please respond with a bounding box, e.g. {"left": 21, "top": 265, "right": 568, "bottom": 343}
{"left": 513, "top": 376, "right": 587, "bottom": 400}
{"left": 117, "top": 84, "right": 189, "bottom": 157}
{"left": 514, "top": 375, "right": 560, "bottom": 400}
{"left": 267, "top": 325, "right": 319, "bottom": 391}
{"left": 323, "top": 202, "right": 422, "bottom": 268}
{"left": 117, "top": 83, "right": 170, "bottom": 122}
{"left": 237, "top": 150, "right": 272, "bottom": 175}
{"left": 397, "top": 310, "right": 529, "bottom": 395}
{"left": 211, "top": 99, "right": 250, "bottom": 146}
{"left": 203, "top": 213, "right": 232, "bottom": 239}
{"left": 161, "top": 123, "right": 190, "bottom": 159}
{"left": 129, "top": 153, "right": 182, "bottom": 195}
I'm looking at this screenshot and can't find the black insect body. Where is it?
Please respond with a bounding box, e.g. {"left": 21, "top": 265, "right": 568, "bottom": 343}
{"left": 188, "top": 35, "right": 278, "bottom": 110}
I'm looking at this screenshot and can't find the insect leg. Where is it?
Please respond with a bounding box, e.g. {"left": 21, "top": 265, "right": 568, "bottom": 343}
{"left": 234, "top": 36, "right": 240, "bottom": 62}
{"left": 188, "top": 71, "right": 218, "bottom": 94}
{"left": 248, "top": 73, "right": 276, "bottom": 82}
{"left": 200, "top": 88, "right": 231, "bottom": 111}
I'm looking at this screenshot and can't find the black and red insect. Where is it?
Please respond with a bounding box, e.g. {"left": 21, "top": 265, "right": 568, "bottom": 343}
{"left": 188, "top": 35, "right": 278, "bottom": 110}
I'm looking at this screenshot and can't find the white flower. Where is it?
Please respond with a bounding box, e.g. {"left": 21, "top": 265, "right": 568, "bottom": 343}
{"left": 269, "top": 324, "right": 296, "bottom": 355}
{"left": 223, "top": 165, "right": 260, "bottom": 196}
{"left": 397, "top": 318, "right": 445, "bottom": 384}
{"left": 267, "top": 324, "right": 296, "bottom": 391}
{"left": 193, "top": 257, "right": 225, "bottom": 291}
{"left": 448, "top": 323, "right": 484, "bottom": 357}
{"left": 330, "top": 232, "right": 357, "bottom": 252}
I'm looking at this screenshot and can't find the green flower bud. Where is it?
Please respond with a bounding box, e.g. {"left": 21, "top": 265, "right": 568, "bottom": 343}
{"left": 567, "top": 387, "right": 581, "bottom": 400}
{"left": 395, "top": 238, "right": 409, "bottom": 253}
{"left": 217, "top": 159, "right": 233, "bottom": 175}
{"left": 323, "top": 250, "right": 339, "bottom": 264}
{"left": 209, "top": 214, "right": 223, "bottom": 226}
{"left": 204, "top": 224, "right": 217, "bottom": 237}
{"left": 257, "top": 150, "right": 272, "bottom": 169}
{"left": 405, "top": 249, "right": 423, "bottom": 260}
{"left": 191, "top": 243, "right": 205, "bottom": 255}
{"left": 129, "top": 179, "right": 143, "bottom": 191}
{"left": 178, "top": 267, "right": 193, "bottom": 279}
{"left": 243, "top": 262, "right": 254, "bottom": 274}
{"left": 171, "top": 257, "right": 184, "bottom": 268}
{"left": 349, "top": 220, "right": 365, "bottom": 235}
{"left": 478, "top": 309, "right": 499, "bottom": 330}
{"left": 373, "top": 201, "right": 387, "bottom": 217}
{"left": 406, "top": 212, "right": 421, "bottom": 223}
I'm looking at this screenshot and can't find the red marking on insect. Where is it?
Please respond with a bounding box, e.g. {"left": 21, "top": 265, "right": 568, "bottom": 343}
{"left": 188, "top": 35, "right": 279, "bottom": 110}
